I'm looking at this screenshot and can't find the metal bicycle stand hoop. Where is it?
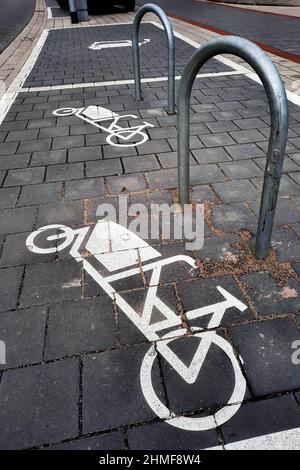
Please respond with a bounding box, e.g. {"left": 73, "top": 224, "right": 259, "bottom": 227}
{"left": 177, "top": 36, "right": 288, "bottom": 259}
{"left": 132, "top": 3, "right": 176, "bottom": 115}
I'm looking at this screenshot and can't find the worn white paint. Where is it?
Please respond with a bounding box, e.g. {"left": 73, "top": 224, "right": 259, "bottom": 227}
{"left": 26, "top": 221, "right": 248, "bottom": 431}
{"left": 207, "top": 426, "right": 300, "bottom": 450}
{"left": 89, "top": 38, "right": 150, "bottom": 50}
{"left": 53, "top": 105, "right": 154, "bottom": 147}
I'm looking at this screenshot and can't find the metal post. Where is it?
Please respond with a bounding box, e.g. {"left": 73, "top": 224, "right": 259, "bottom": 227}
{"left": 132, "top": 3, "right": 175, "bottom": 115}
{"left": 177, "top": 36, "right": 288, "bottom": 259}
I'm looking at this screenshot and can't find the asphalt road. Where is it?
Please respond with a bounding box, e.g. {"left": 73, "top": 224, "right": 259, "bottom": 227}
{"left": 137, "top": 0, "right": 300, "bottom": 61}
{"left": 0, "top": 0, "right": 36, "bottom": 54}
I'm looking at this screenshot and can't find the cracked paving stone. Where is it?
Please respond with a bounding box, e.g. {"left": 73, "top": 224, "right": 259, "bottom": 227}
{"left": 128, "top": 421, "right": 219, "bottom": 450}
{"left": 19, "top": 259, "right": 82, "bottom": 308}
{"left": 229, "top": 317, "right": 300, "bottom": 396}
{"left": 0, "top": 359, "right": 79, "bottom": 449}
{"left": 82, "top": 344, "right": 166, "bottom": 433}
{"left": 4, "top": 167, "right": 45, "bottom": 187}
{"left": 0, "top": 266, "right": 23, "bottom": 312}
{"left": 50, "top": 431, "right": 125, "bottom": 450}
{"left": 177, "top": 275, "right": 252, "bottom": 328}
{"left": 0, "top": 306, "right": 47, "bottom": 369}
{"left": 212, "top": 203, "right": 257, "bottom": 233}
{"left": 240, "top": 271, "right": 300, "bottom": 315}
{"left": 220, "top": 395, "right": 300, "bottom": 446}
{"left": 45, "top": 297, "right": 116, "bottom": 360}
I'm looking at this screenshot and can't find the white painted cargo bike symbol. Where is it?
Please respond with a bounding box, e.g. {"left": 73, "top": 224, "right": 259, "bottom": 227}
{"left": 53, "top": 106, "right": 154, "bottom": 147}
{"left": 26, "top": 221, "right": 248, "bottom": 431}
{"left": 89, "top": 39, "right": 150, "bottom": 50}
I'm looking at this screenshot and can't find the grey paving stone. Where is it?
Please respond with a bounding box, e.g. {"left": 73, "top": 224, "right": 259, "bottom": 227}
{"left": 0, "top": 306, "right": 47, "bottom": 369}
{"left": 270, "top": 227, "right": 300, "bottom": 262}
{"left": 220, "top": 160, "right": 262, "bottom": 179}
{"left": 102, "top": 144, "right": 137, "bottom": 159}
{"left": 178, "top": 275, "right": 251, "bottom": 327}
{"left": 46, "top": 163, "right": 84, "bottom": 182}
{"left": 86, "top": 159, "right": 122, "bottom": 178}
{"left": 0, "top": 154, "right": 31, "bottom": 170}
{"left": 18, "top": 139, "right": 51, "bottom": 154}
{"left": 52, "top": 135, "right": 84, "bottom": 150}
{"left": 217, "top": 101, "right": 245, "bottom": 111}
{"left": 69, "top": 145, "right": 102, "bottom": 162}
{"left": 0, "top": 359, "right": 79, "bottom": 449}
{"left": 189, "top": 184, "right": 218, "bottom": 203}
{"left": 38, "top": 126, "right": 69, "bottom": 139}
{"left": 137, "top": 139, "right": 171, "bottom": 155}
{"left": 82, "top": 344, "right": 165, "bottom": 433}
{"left": 37, "top": 200, "right": 83, "bottom": 226}
{"left": 26, "top": 118, "right": 56, "bottom": 129}
{"left": 212, "top": 203, "right": 257, "bottom": 233}
{"left": 86, "top": 133, "right": 110, "bottom": 147}
{"left": 5, "top": 129, "right": 38, "bottom": 142}
{"left": 206, "top": 120, "right": 239, "bottom": 133}
{"left": 145, "top": 168, "right": 177, "bottom": 190}
{"left": 229, "top": 317, "right": 300, "bottom": 396}
{"left": 221, "top": 395, "right": 300, "bottom": 445}
{"left": 0, "top": 206, "right": 36, "bottom": 235}
{"left": 192, "top": 147, "right": 232, "bottom": 164}
{"left": 198, "top": 234, "right": 243, "bottom": 263}
{"left": 0, "top": 187, "right": 19, "bottom": 209}
{"left": 148, "top": 126, "right": 177, "bottom": 140}
{"left": 290, "top": 172, "right": 300, "bottom": 185}
{"left": 249, "top": 197, "right": 300, "bottom": 225}
{"left": 200, "top": 133, "right": 235, "bottom": 148}
{"left": 233, "top": 117, "right": 266, "bottom": 130}
{"left": 160, "top": 328, "right": 242, "bottom": 414}
{"left": 4, "top": 167, "right": 45, "bottom": 187}
{"left": 46, "top": 297, "right": 116, "bottom": 360}
{"left": 252, "top": 174, "right": 300, "bottom": 196}
{"left": 224, "top": 143, "right": 265, "bottom": 160}
{"left": 0, "top": 266, "right": 23, "bottom": 312}
{"left": 106, "top": 173, "right": 146, "bottom": 194}
{"left": 20, "top": 259, "right": 82, "bottom": 308}
{"left": 212, "top": 110, "right": 242, "bottom": 121}
{"left": 123, "top": 155, "right": 160, "bottom": 173}
{"left": 0, "top": 142, "right": 18, "bottom": 156}
{"left": 18, "top": 182, "right": 62, "bottom": 206}
{"left": 190, "top": 164, "right": 225, "bottom": 185}
{"left": 212, "top": 179, "right": 259, "bottom": 203}
{"left": 30, "top": 149, "right": 67, "bottom": 167}
{"left": 240, "top": 272, "right": 300, "bottom": 315}
{"left": 119, "top": 285, "right": 180, "bottom": 346}
{"left": 51, "top": 431, "right": 125, "bottom": 450}
{"left": 128, "top": 421, "right": 219, "bottom": 450}
{"left": 230, "top": 129, "right": 265, "bottom": 144}
{"left": 293, "top": 223, "right": 300, "bottom": 237}
{"left": 64, "top": 178, "right": 105, "bottom": 200}
{"left": 0, "top": 231, "right": 55, "bottom": 268}
{"left": 157, "top": 151, "right": 182, "bottom": 169}
{"left": 129, "top": 189, "right": 173, "bottom": 208}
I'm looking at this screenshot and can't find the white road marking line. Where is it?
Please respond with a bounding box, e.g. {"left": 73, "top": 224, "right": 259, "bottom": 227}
{"left": 47, "top": 7, "right": 53, "bottom": 19}
{"left": 207, "top": 426, "right": 300, "bottom": 450}
{"left": 0, "top": 29, "right": 49, "bottom": 125}
{"left": 18, "top": 70, "right": 243, "bottom": 93}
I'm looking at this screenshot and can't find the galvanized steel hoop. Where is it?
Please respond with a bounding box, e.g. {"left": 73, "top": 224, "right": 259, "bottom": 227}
{"left": 132, "top": 3, "right": 176, "bottom": 114}
{"left": 177, "top": 36, "right": 288, "bottom": 259}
